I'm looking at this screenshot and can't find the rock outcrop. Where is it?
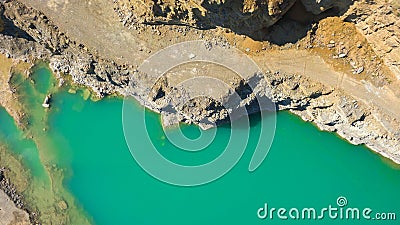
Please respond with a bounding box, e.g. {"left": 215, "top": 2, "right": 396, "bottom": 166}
{"left": 0, "top": 0, "right": 399, "bottom": 164}
{"left": 0, "top": 16, "right": 4, "bottom": 33}
{"left": 2, "top": 0, "right": 131, "bottom": 98}
{"left": 113, "top": 0, "right": 297, "bottom": 36}
{"left": 300, "top": 0, "right": 354, "bottom": 14}
{"left": 266, "top": 72, "right": 400, "bottom": 163}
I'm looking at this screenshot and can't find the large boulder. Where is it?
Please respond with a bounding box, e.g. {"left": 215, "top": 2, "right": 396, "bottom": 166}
{"left": 0, "top": 5, "right": 4, "bottom": 33}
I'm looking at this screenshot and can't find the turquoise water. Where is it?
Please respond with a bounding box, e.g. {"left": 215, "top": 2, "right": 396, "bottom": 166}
{"left": 2, "top": 65, "right": 400, "bottom": 224}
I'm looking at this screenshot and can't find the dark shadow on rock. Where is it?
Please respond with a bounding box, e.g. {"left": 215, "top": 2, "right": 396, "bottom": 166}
{"left": 143, "top": 0, "right": 353, "bottom": 45}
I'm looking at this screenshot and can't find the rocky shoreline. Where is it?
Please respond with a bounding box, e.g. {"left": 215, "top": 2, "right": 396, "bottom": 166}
{"left": 0, "top": 0, "right": 399, "bottom": 222}
{"left": 0, "top": 168, "right": 38, "bottom": 225}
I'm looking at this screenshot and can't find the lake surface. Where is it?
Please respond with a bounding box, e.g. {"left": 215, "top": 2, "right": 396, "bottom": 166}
{"left": 1, "top": 64, "right": 400, "bottom": 224}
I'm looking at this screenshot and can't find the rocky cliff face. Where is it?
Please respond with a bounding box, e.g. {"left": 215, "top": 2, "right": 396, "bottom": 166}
{"left": 300, "top": 0, "right": 353, "bottom": 14}
{"left": 0, "top": 17, "right": 4, "bottom": 33}
{"left": 0, "top": 0, "right": 399, "bottom": 164}
{"left": 114, "top": 0, "right": 297, "bottom": 35}
{"left": 0, "top": 168, "right": 31, "bottom": 225}
{"left": 267, "top": 72, "right": 400, "bottom": 163}
{"left": 1, "top": 1, "right": 131, "bottom": 98}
